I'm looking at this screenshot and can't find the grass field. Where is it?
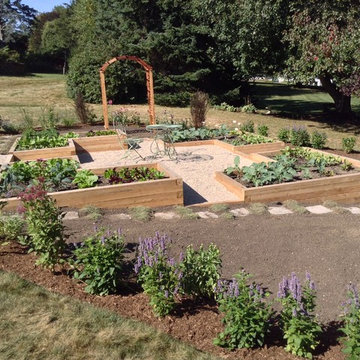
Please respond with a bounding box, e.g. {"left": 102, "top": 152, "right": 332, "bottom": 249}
{"left": 0, "top": 74, "right": 360, "bottom": 151}
{"left": 0, "top": 271, "right": 217, "bottom": 360}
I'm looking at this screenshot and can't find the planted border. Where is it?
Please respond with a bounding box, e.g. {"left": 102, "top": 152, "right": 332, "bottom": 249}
{"left": 1, "top": 163, "right": 183, "bottom": 210}
{"left": 215, "top": 148, "right": 360, "bottom": 204}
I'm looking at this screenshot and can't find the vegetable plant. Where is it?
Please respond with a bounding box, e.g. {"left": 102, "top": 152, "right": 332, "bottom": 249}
{"left": 278, "top": 128, "right": 290, "bottom": 142}
{"left": 277, "top": 272, "right": 321, "bottom": 359}
{"left": 240, "top": 120, "right": 255, "bottom": 133}
{"left": 214, "top": 271, "right": 272, "bottom": 349}
{"left": 311, "top": 131, "right": 327, "bottom": 149}
{"left": 257, "top": 124, "right": 269, "bottom": 137}
{"left": 73, "top": 228, "right": 125, "bottom": 295}
{"left": 0, "top": 214, "right": 25, "bottom": 242}
{"left": 104, "top": 167, "right": 165, "bottom": 184}
{"left": 72, "top": 169, "right": 98, "bottom": 189}
{"left": 289, "top": 126, "right": 310, "bottom": 146}
{"left": 86, "top": 129, "right": 117, "bottom": 137}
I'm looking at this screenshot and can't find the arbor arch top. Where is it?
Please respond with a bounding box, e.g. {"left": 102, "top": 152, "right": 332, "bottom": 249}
{"left": 99, "top": 55, "right": 155, "bottom": 129}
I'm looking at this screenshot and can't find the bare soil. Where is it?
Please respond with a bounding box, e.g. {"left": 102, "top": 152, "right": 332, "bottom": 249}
{"left": 2, "top": 210, "right": 358, "bottom": 359}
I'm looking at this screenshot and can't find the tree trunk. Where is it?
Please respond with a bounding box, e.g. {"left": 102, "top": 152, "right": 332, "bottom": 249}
{"left": 319, "top": 75, "right": 352, "bottom": 114}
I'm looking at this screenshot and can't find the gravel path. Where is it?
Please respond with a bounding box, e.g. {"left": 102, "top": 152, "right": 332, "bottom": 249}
{"left": 78, "top": 140, "right": 252, "bottom": 204}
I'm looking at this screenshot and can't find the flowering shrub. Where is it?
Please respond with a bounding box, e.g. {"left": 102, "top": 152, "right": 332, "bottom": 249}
{"left": 19, "top": 181, "right": 65, "bottom": 269}
{"left": 134, "top": 232, "right": 182, "bottom": 317}
{"left": 340, "top": 283, "right": 360, "bottom": 359}
{"left": 73, "top": 228, "right": 125, "bottom": 295}
{"left": 214, "top": 271, "right": 272, "bottom": 349}
{"left": 277, "top": 272, "right": 321, "bottom": 359}
{"left": 179, "top": 244, "right": 221, "bottom": 297}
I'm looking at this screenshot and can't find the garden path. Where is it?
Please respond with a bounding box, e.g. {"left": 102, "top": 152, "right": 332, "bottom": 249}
{"left": 78, "top": 140, "right": 254, "bottom": 205}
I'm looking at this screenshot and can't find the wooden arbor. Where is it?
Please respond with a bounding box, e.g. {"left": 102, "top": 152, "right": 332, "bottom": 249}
{"left": 99, "top": 56, "right": 155, "bottom": 129}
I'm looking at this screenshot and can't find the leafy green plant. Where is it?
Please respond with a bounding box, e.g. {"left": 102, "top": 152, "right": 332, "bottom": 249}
{"left": 240, "top": 120, "right": 255, "bottom": 133}
{"left": 0, "top": 158, "right": 79, "bottom": 198}
{"left": 170, "top": 125, "right": 229, "bottom": 143}
{"left": 257, "top": 125, "right": 269, "bottom": 137}
{"left": 213, "top": 102, "right": 239, "bottom": 112}
{"left": 277, "top": 272, "right": 321, "bottom": 359}
{"left": 104, "top": 167, "right": 165, "bottom": 184}
{"left": 342, "top": 137, "right": 356, "bottom": 154}
{"left": 135, "top": 233, "right": 181, "bottom": 317}
{"left": 72, "top": 170, "right": 98, "bottom": 189}
{"left": 16, "top": 129, "right": 79, "bottom": 150}
{"left": 278, "top": 128, "right": 290, "bottom": 142}
{"left": 225, "top": 156, "right": 241, "bottom": 176}
{"left": 0, "top": 214, "right": 25, "bottom": 242}
{"left": 310, "top": 131, "right": 327, "bottom": 149}
{"left": 340, "top": 283, "right": 360, "bottom": 359}
{"left": 19, "top": 182, "right": 66, "bottom": 270}
{"left": 214, "top": 271, "right": 272, "bottom": 349}
{"left": 73, "top": 228, "right": 125, "bottom": 295}
{"left": 226, "top": 131, "right": 273, "bottom": 146}
{"left": 289, "top": 126, "right": 310, "bottom": 146}
{"left": 86, "top": 129, "right": 117, "bottom": 137}
{"left": 180, "top": 244, "right": 221, "bottom": 298}
{"left": 341, "top": 160, "right": 354, "bottom": 171}
{"left": 241, "top": 104, "right": 257, "bottom": 113}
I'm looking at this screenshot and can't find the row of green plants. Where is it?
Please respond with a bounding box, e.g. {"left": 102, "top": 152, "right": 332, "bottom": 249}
{"left": 213, "top": 102, "right": 257, "bottom": 113}
{"left": 16, "top": 129, "right": 79, "bottom": 150}
{"left": 225, "top": 147, "right": 354, "bottom": 187}
{"left": 0, "top": 159, "right": 166, "bottom": 198}
{"left": 277, "top": 126, "right": 357, "bottom": 153}
{"left": 1, "top": 193, "right": 359, "bottom": 359}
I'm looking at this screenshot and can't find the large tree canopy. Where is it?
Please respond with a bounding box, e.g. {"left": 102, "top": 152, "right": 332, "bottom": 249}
{"left": 285, "top": 0, "right": 360, "bottom": 114}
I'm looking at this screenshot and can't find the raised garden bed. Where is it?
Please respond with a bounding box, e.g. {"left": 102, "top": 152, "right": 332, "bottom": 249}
{"left": 216, "top": 147, "right": 360, "bottom": 203}
{"left": 0, "top": 160, "right": 183, "bottom": 210}
{"left": 9, "top": 132, "right": 127, "bottom": 161}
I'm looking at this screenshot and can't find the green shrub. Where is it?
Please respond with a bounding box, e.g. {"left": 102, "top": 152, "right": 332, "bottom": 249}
{"left": 342, "top": 137, "right": 356, "bottom": 154}
{"left": 19, "top": 182, "right": 66, "bottom": 269}
{"left": 155, "top": 92, "right": 192, "bottom": 107}
{"left": 240, "top": 120, "right": 255, "bottom": 133}
{"left": 289, "top": 126, "right": 310, "bottom": 146}
{"left": 278, "top": 128, "right": 290, "bottom": 142}
{"left": 257, "top": 125, "right": 269, "bottom": 137}
{"left": 214, "top": 271, "right": 272, "bottom": 349}
{"left": 311, "top": 131, "right": 327, "bottom": 149}
{"left": 73, "top": 228, "right": 125, "bottom": 295}
{"left": 0, "top": 214, "right": 25, "bottom": 242}
{"left": 241, "top": 103, "right": 256, "bottom": 113}
{"left": 180, "top": 244, "right": 221, "bottom": 298}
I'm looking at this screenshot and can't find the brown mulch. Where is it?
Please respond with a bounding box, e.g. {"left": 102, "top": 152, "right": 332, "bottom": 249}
{"left": 1, "top": 212, "right": 355, "bottom": 360}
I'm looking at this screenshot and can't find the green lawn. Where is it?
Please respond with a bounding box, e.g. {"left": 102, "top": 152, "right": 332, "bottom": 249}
{"left": 1, "top": 74, "right": 360, "bottom": 151}
{"left": 250, "top": 82, "right": 360, "bottom": 115}
{"left": 0, "top": 271, "right": 218, "bottom": 360}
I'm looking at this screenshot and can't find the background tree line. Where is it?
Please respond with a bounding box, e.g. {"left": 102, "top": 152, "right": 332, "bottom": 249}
{"left": 1, "top": 0, "right": 359, "bottom": 115}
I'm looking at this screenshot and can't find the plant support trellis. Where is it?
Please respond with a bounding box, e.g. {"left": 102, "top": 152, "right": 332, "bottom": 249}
{"left": 99, "top": 56, "right": 156, "bottom": 129}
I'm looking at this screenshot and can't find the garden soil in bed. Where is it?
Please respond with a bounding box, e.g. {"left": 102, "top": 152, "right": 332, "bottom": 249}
{"left": 2, "top": 210, "right": 359, "bottom": 359}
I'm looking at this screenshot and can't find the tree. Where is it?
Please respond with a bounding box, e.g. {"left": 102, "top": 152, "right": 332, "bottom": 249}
{"left": 284, "top": 0, "right": 360, "bottom": 115}
{"left": 0, "top": 0, "right": 35, "bottom": 43}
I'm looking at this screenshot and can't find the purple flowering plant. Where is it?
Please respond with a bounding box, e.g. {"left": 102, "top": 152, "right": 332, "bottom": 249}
{"left": 340, "top": 283, "right": 360, "bottom": 359}
{"left": 73, "top": 227, "right": 125, "bottom": 295}
{"left": 135, "top": 232, "right": 182, "bottom": 317}
{"left": 214, "top": 270, "right": 272, "bottom": 349}
{"left": 277, "top": 272, "right": 321, "bottom": 359}
{"left": 19, "top": 181, "right": 66, "bottom": 270}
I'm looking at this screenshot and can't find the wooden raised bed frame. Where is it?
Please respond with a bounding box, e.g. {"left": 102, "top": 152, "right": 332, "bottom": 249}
{"left": 0, "top": 163, "right": 183, "bottom": 210}
{"left": 8, "top": 135, "right": 127, "bottom": 161}
{"left": 215, "top": 148, "right": 360, "bottom": 204}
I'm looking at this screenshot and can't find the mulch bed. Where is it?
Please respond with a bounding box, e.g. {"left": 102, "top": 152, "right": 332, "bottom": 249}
{"left": 1, "top": 212, "right": 353, "bottom": 359}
